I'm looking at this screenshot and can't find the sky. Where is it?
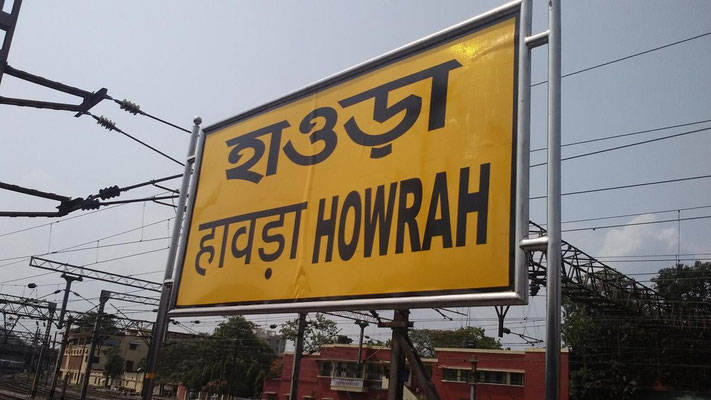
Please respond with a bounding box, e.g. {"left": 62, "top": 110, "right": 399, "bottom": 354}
{"left": 1, "top": 1, "right": 710, "bottom": 348}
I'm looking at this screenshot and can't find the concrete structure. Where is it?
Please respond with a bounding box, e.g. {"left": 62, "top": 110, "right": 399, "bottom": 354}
{"left": 255, "top": 328, "right": 286, "bottom": 355}
{"left": 263, "top": 344, "right": 568, "bottom": 400}
{"left": 60, "top": 329, "right": 150, "bottom": 391}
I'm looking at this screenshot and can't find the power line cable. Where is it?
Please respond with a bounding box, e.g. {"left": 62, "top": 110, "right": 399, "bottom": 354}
{"left": 531, "top": 118, "right": 711, "bottom": 153}
{"left": 0, "top": 204, "right": 125, "bottom": 239}
{"left": 78, "top": 246, "right": 169, "bottom": 267}
{"left": 531, "top": 173, "right": 711, "bottom": 200}
{"left": 108, "top": 97, "right": 191, "bottom": 134}
{"left": 598, "top": 252, "right": 711, "bottom": 259}
{"left": 531, "top": 30, "right": 711, "bottom": 87}
{"left": 97, "top": 194, "right": 179, "bottom": 207}
{"left": 558, "top": 204, "right": 711, "bottom": 225}
{"left": 83, "top": 112, "right": 184, "bottom": 166}
{"left": 562, "top": 215, "right": 711, "bottom": 233}
{"left": 531, "top": 125, "right": 711, "bottom": 168}
{"left": 0, "top": 217, "right": 173, "bottom": 273}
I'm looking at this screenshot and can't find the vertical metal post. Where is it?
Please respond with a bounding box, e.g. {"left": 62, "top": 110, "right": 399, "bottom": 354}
{"left": 60, "top": 373, "right": 69, "bottom": 400}
{"left": 355, "top": 320, "right": 369, "bottom": 375}
{"left": 48, "top": 316, "right": 73, "bottom": 399}
{"left": 29, "top": 325, "right": 40, "bottom": 376}
{"left": 30, "top": 306, "right": 54, "bottom": 398}
{"left": 0, "top": 0, "right": 23, "bottom": 86}
{"left": 226, "top": 339, "right": 238, "bottom": 400}
{"left": 545, "top": 0, "right": 562, "bottom": 399}
{"left": 80, "top": 290, "right": 109, "bottom": 400}
{"left": 57, "top": 274, "right": 82, "bottom": 329}
{"left": 514, "top": 0, "right": 534, "bottom": 304}
{"left": 289, "top": 313, "right": 307, "bottom": 399}
{"left": 387, "top": 309, "right": 407, "bottom": 400}
{"left": 469, "top": 357, "right": 478, "bottom": 400}
{"left": 142, "top": 117, "right": 202, "bottom": 400}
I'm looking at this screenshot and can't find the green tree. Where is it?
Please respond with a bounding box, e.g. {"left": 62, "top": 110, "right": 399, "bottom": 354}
{"left": 279, "top": 313, "right": 340, "bottom": 354}
{"left": 102, "top": 346, "right": 124, "bottom": 388}
{"left": 156, "top": 316, "right": 275, "bottom": 398}
{"left": 563, "top": 261, "right": 711, "bottom": 399}
{"left": 408, "top": 326, "right": 501, "bottom": 358}
{"left": 74, "top": 312, "right": 119, "bottom": 335}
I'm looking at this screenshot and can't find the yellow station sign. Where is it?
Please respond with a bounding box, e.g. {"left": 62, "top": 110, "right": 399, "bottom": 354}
{"left": 175, "top": 14, "right": 519, "bottom": 309}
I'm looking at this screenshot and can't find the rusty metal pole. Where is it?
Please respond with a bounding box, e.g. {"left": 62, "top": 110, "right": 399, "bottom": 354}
{"left": 288, "top": 313, "right": 307, "bottom": 399}
{"left": 387, "top": 310, "right": 408, "bottom": 400}
{"left": 80, "top": 291, "right": 109, "bottom": 400}
{"left": 48, "top": 316, "right": 73, "bottom": 399}
{"left": 30, "top": 304, "right": 55, "bottom": 398}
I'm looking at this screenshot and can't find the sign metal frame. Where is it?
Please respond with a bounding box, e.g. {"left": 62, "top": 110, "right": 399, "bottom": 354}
{"left": 168, "top": 0, "right": 529, "bottom": 317}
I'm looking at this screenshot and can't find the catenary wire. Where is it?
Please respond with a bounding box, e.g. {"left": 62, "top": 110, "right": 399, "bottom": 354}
{"left": 530, "top": 125, "right": 711, "bottom": 168}
{"left": 83, "top": 112, "right": 184, "bottom": 166}
{"left": 107, "top": 96, "right": 191, "bottom": 134}
{"left": 530, "top": 173, "right": 711, "bottom": 200}
{"left": 531, "top": 30, "right": 711, "bottom": 87}
{"left": 562, "top": 214, "right": 711, "bottom": 233}
{"left": 531, "top": 117, "right": 711, "bottom": 153}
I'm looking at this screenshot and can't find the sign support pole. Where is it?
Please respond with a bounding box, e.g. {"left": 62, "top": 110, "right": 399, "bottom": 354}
{"left": 56, "top": 274, "right": 82, "bottom": 329}
{"left": 387, "top": 309, "right": 408, "bottom": 400}
{"left": 30, "top": 305, "right": 54, "bottom": 399}
{"left": 288, "top": 313, "right": 307, "bottom": 399}
{"left": 48, "top": 316, "right": 73, "bottom": 399}
{"left": 545, "top": 0, "right": 562, "bottom": 398}
{"left": 142, "top": 117, "right": 202, "bottom": 400}
{"left": 355, "top": 320, "right": 368, "bottom": 374}
{"left": 80, "top": 291, "right": 109, "bottom": 400}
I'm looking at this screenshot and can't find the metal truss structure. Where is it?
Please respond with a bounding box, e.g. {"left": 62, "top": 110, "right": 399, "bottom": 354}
{"left": 0, "top": 293, "right": 56, "bottom": 321}
{"left": 0, "top": 328, "right": 37, "bottom": 344}
{"left": 30, "top": 256, "right": 162, "bottom": 292}
{"left": 106, "top": 292, "right": 159, "bottom": 307}
{"left": 65, "top": 308, "right": 153, "bottom": 339}
{"left": 324, "top": 310, "right": 389, "bottom": 325}
{"left": 527, "top": 222, "right": 711, "bottom": 333}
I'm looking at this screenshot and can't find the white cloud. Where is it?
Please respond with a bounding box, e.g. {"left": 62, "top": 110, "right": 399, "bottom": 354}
{"left": 597, "top": 214, "right": 678, "bottom": 274}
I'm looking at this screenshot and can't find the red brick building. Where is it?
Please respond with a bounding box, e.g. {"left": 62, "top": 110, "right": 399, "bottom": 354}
{"left": 263, "top": 344, "right": 568, "bottom": 399}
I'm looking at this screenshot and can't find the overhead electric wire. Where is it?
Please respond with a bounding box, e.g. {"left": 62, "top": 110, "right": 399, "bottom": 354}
{"left": 0, "top": 216, "right": 173, "bottom": 265}
{"left": 98, "top": 194, "right": 179, "bottom": 206}
{"left": 530, "top": 173, "right": 711, "bottom": 200}
{"left": 601, "top": 259, "right": 709, "bottom": 265}
{"left": 78, "top": 246, "right": 169, "bottom": 268}
{"left": 598, "top": 252, "right": 711, "bottom": 259}
{"left": 0, "top": 175, "right": 178, "bottom": 238}
{"left": 562, "top": 215, "right": 711, "bottom": 233}
{"left": 118, "top": 174, "right": 183, "bottom": 193}
{"left": 531, "top": 118, "right": 711, "bottom": 153}
{"left": 530, "top": 125, "right": 711, "bottom": 168}
{"left": 0, "top": 271, "right": 54, "bottom": 284}
{"left": 83, "top": 112, "right": 184, "bottom": 166}
{"left": 0, "top": 204, "right": 126, "bottom": 239}
{"left": 558, "top": 204, "right": 711, "bottom": 225}
{"left": 531, "top": 30, "right": 711, "bottom": 87}
{"left": 107, "top": 96, "right": 191, "bottom": 134}
{"left": 0, "top": 236, "right": 171, "bottom": 264}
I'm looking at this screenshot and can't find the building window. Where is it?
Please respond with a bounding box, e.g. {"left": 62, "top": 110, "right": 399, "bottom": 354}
{"left": 475, "top": 370, "right": 523, "bottom": 386}
{"left": 333, "top": 361, "right": 360, "bottom": 378}
{"left": 129, "top": 342, "right": 138, "bottom": 350}
{"left": 442, "top": 368, "right": 470, "bottom": 382}
{"left": 477, "top": 370, "right": 506, "bottom": 385}
{"left": 509, "top": 372, "right": 524, "bottom": 386}
{"left": 365, "top": 363, "right": 389, "bottom": 381}
{"left": 126, "top": 360, "right": 135, "bottom": 371}
{"left": 318, "top": 361, "right": 332, "bottom": 377}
